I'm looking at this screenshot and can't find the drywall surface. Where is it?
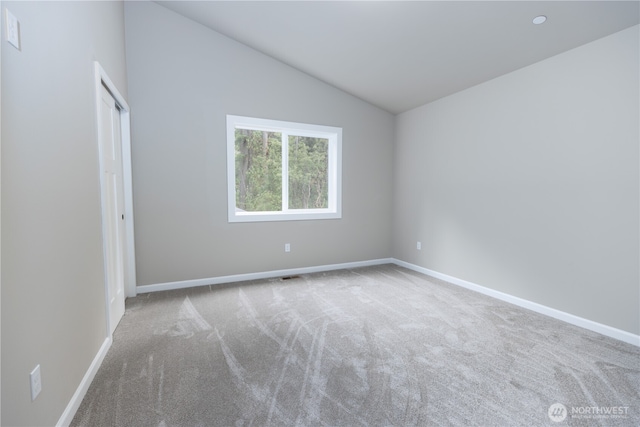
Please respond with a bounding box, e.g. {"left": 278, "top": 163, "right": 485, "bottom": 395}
{"left": 1, "top": 1, "right": 128, "bottom": 425}
{"left": 393, "top": 25, "right": 639, "bottom": 335}
{"left": 125, "top": 1, "right": 394, "bottom": 286}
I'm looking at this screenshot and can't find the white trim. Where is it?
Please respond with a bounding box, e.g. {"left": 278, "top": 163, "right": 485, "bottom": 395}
{"left": 0, "top": 3, "right": 2, "bottom": 425}
{"left": 392, "top": 259, "right": 640, "bottom": 347}
{"left": 282, "top": 130, "right": 289, "bottom": 212}
{"left": 56, "top": 337, "right": 112, "bottom": 427}
{"left": 137, "top": 258, "right": 394, "bottom": 293}
{"left": 120, "top": 109, "right": 137, "bottom": 298}
{"left": 138, "top": 257, "right": 639, "bottom": 346}
{"left": 94, "top": 62, "right": 137, "bottom": 301}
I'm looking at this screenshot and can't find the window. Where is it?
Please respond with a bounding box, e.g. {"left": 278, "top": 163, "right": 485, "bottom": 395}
{"left": 227, "top": 115, "right": 342, "bottom": 222}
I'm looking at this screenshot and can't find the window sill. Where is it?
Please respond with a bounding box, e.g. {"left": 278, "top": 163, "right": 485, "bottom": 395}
{"left": 229, "top": 210, "right": 341, "bottom": 223}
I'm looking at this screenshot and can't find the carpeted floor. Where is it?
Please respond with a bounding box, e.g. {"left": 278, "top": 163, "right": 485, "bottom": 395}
{"left": 71, "top": 265, "right": 640, "bottom": 426}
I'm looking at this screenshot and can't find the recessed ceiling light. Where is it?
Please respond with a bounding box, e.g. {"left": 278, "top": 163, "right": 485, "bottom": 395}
{"left": 533, "top": 15, "right": 547, "bottom": 25}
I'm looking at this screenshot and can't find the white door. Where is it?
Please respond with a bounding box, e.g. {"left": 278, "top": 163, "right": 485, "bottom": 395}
{"left": 99, "top": 84, "right": 126, "bottom": 335}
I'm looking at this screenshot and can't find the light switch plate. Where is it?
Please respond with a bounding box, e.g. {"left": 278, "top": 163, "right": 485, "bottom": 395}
{"left": 5, "top": 8, "right": 20, "bottom": 50}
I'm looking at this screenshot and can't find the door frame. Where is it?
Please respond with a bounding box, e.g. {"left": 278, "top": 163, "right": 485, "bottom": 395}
{"left": 93, "top": 61, "right": 137, "bottom": 337}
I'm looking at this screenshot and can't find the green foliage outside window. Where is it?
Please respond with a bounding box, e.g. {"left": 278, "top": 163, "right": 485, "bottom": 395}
{"left": 235, "top": 130, "right": 282, "bottom": 211}
{"left": 235, "top": 130, "right": 329, "bottom": 212}
{"left": 288, "top": 136, "right": 329, "bottom": 209}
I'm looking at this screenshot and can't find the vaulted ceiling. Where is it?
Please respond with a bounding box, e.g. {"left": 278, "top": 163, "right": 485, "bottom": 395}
{"left": 156, "top": 1, "right": 639, "bottom": 114}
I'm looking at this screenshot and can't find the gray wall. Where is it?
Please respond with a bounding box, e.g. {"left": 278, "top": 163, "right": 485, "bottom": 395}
{"left": 124, "top": 1, "right": 395, "bottom": 286}
{"left": 392, "top": 25, "right": 639, "bottom": 335}
{"left": 1, "top": 1, "right": 128, "bottom": 425}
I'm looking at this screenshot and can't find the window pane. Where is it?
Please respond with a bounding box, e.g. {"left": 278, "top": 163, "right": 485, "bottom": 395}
{"left": 235, "top": 129, "right": 282, "bottom": 212}
{"left": 288, "top": 135, "right": 329, "bottom": 209}
{"left": 227, "top": 115, "right": 341, "bottom": 222}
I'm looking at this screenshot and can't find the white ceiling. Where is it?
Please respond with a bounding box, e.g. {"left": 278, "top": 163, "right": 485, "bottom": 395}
{"left": 156, "top": 1, "right": 640, "bottom": 114}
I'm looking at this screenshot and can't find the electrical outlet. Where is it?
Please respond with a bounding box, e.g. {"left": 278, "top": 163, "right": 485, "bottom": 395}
{"left": 30, "top": 365, "right": 42, "bottom": 401}
{"left": 284, "top": 243, "right": 291, "bottom": 253}
{"left": 417, "top": 241, "right": 422, "bottom": 250}
{"left": 5, "top": 8, "right": 20, "bottom": 50}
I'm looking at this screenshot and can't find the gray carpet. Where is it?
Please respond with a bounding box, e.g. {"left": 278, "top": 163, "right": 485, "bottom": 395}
{"left": 71, "top": 265, "right": 640, "bottom": 426}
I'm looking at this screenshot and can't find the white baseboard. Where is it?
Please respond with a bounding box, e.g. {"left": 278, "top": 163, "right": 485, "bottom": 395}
{"left": 136, "top": 258, "right": 395, "bottom": 294}
{"left": 138, "top": 257, "right": 639, "bottom": 346}
{"left": 392, "top": 259, "right": 640, "bottom": 347}
{"left": 56, "top": 337, "right": 112, "bottom": 427}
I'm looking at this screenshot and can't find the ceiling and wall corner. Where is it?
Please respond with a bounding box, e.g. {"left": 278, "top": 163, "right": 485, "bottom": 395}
{"left": 155, "top": 0, "right": 640, "bottom": 114}
{"left": 392, "top": 24, "right": 639, "bottom": 335}
{"left": 124, "top": 0, "right": 395, "bottom": 287}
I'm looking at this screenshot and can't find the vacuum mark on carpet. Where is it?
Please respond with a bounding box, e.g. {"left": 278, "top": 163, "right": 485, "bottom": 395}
{"left": 156, "top": 296, "right": 212, "bottom": 338}
{"left": 238, "top": 289, "right": 283, "bottom": 345}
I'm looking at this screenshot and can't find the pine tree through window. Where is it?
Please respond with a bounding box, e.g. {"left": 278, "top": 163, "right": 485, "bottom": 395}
{"left": 227, "top": 115, "right": 342, "bottom": 222}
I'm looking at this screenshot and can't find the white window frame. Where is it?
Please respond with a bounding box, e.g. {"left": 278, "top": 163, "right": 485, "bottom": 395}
{"left": 227, "top": 115, "right": 342, "bottom": 223}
